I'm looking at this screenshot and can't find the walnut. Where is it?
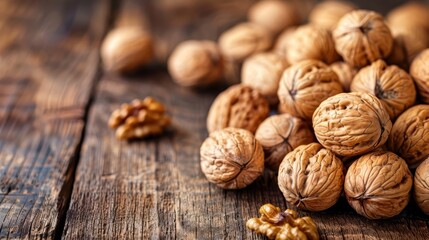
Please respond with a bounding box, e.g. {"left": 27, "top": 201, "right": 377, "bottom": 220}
{"left": 248, "top": 0, "right": 299, "bottom": 34}
{"left": 200, "top": 127, "right": 264, "bottom": 189}
{"left": 329, "top": 62, "right": 357, "bottom": 92}
{"left": 284, "top": 24, "right": 338, "bottom": 64}
{"left": 101, "top": 27, "right": 153, "bottom": 73}
{"left": 389, "top": 24, "right": 429, "bottom": 63}
{"left": 278, "top": 143, "right": 344, "bottom": 211}
{"left": 274, "top": 27, "right": 296, "bottom": 59}
{"left": 387, "top": 105, "right": 429, "bottom": 167}
{"left": 218, "top": 23, "right": 273, "bottom": 62}
{"left": 207, "top": 84, "right": 269, "bottom": 133}
{"left": 410, "top": 49, "right": 429, "bottom": 103}
{"left": 313, "top": 92, "right": 392, "bottom": 157}
{"left": 255, "top": 114, "right": 315, "bottom": 171}
{"left": 333, "top": 10, "right": 393, "bottom": 68}
{"left": 108, "top": 97, "right": 171, "bottom": 140}
{"left": 385, "top": 37, "right": 408, "bottom": 70}
{"left": 309, "top": 1, "right": 356, "bottom": 31}
{"left": 246, "top": 203, "right": 319, "bottom": 240}
{"left": 387, "top": 2, "right": 429, "bottom": 37}
{"left": 344, "top": 151, "right": 412, "bottom": 219}
{"left": 241, "top": 52, "right": 288, "bottom": 105}
{"left": 350, "top": 59, "right": 416, "bottom": 120}
{"left": 414, "top": 157, "right": 429, "bottom": 215}
{"left": 168, "top": 40, "right": 223, "bottom": 87}
{"left": 278, "top": 60, "right": 343, "bottom": 120}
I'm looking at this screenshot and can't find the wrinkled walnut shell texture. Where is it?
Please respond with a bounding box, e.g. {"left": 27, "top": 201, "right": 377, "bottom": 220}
{"left": 309, "top": 1, "right": 356, "bottom": 31}
{"left": 278, "top": 143, "right": 344, "bottom": 211}
{"left": 350, "top": 60, "right": 416, "bottom": 120}
{"left": 200, "top": 128, "right": 264, "bottom": 189}
{"left": 255, "top": 114, "right": 315, "bottom": 170}
{"left": 207, "top": 84, "right": 269, "bottom": 133}
{"left": 330, "top": 62, "right": 357, "bottom": 92}
{"left": 414, "top": 158, "right": 429, "bottom": 215}
{"left": 410, "top": 49, "right": 429, "bottom": 103}
{"left": 345, "top": 151, "right": 412, "bottom": 219}
{"left": 313, "top": 92, "right": 392, "bottom": 157}
{"left": 333, "top": 10, "right": 393, "bottom": 68}
{"left": 388, "top": 105, "right": 429, "bottom": 167}
{"left": 278, "top": 60, "right": 343, "bottom": 120}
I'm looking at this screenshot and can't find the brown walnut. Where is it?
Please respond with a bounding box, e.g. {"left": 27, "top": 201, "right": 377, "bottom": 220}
{"left": 278, "top": 60, "right": 343, "bottom": 120}
{"left": 387, "top": 2, "right": 429, "bottom": 38}
{"left": 414, "top": 157, "right": 429, "bottom": 215}
{"left": 274, "top": 27, "right": 296, "bottom": 59}
{"left": 387, "top": 105, "right": 429, "bottom": 167}
{"left": 333, "top": 10, "right": 393, "bottom": 68}
{"left": 200, "top": 128, "right": 264, "bottom": 189}
{"left": 207, "top": 84, "right": 269, "bottom": 133}
{"left": 410, "top": 49, "right": 429, "bottom": 103}
{"left": 330, "top": 61, "right": 357, "bottom": 92}
{"left": 350, "top": 59, "right": 416, "bottom": 120}
{"left": 246, "top": 203, "right": 319, "bottom": 240}
{"left": 313, "top": 92, "right": 392, "bottom": 157}
{"left": 385, "top": 36, "right": 408, "bottom": 70}
{"left": 389, "top": 24, "right": 429, "bottom": 63}
{"left": 255, "top": 114, "right": 315, "bottom": 171}
{"left": 309, "top": 1, "right": 356, "bottom": 31}
{"left": 344, "top": 151, "right": 412, "bottom": 219}
{"left": 278, "top": 143, "right": 344, "bottom": 211}
{"left": 168, "top": 40, "right": 223, "bottom": 87}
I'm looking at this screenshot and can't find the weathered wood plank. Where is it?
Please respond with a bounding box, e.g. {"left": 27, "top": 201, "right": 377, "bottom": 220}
{"left": 0, "top": 0, "right": 110, "bottom": 238}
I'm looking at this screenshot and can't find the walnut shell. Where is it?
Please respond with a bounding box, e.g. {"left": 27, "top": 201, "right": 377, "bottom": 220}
{"left": 218, "top": 23, "right": 273, "bottom": 62}
{"left": 385, "top": 36, "right": 408, "bottom": 70}
{"left": 200, "top": 128, "right": 264, "bottom": 189}
{"left": 330, "top": 61, "right": 357, "bottom": 92}
{"left": 207, "top": 84, "right": 269, "bottom": 133}
{"left": 285, "top": 24, "right": 339, "bottom": 64}
{"left": 309, "top": 1, "right": 356, "bottom": 31}
{"left": 278, "top": 143, "right": 344, "bottom": 211}
{"left": 350, "top": 59, "right": 416, "bottom": 120}
{"left": 387, "top": 2, "right": 429, "bottom": 37}
{"left": 248, "top": 0, "right": 299, "bottom": 34}
{"left": 344, "top": 151, "right": 412, "bottom": 219}
{"left": 389, "top": 24, "right": 429, "bottom": 63}
{"left": 410, "top": 49, "right": 429, "bottom": 103}
{"left": 387, "top": 105, "right": 429, "bottom": 167}
{"left": 414, "top": 157, "right": 429, "bottom": 215}
{"left": 313, "top": 92, "right": 392, "bottom": 157}
{"left": 101, "top": 27, "right": 153, "bottom": 73}
{"left": 242, "top": 52, "right": 288, "bottom": 105}
{"left": 333, "top": 10, "right": 393, "bottom": 68}
{"left": 168, "top": 40, "right": 223, "bottom": 87}
{"left": 278, "top": 60, "right": 343, "bottom": 120}
{"left": 255, "top": 114, "right": 315, "bottom": 171}
{"left": 274, "top": 27, "right": 296, "bottom": 59}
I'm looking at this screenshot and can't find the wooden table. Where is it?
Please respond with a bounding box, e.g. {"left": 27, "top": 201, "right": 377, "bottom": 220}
{"left": 1, "top": 0, "right": 429, "bottom": 239}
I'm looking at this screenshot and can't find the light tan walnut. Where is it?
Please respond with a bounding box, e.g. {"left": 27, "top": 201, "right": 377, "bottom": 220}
{"left": 385, "top": 37, "right": 408, "bottom": 70}
{"left": 200, "top": 128, "right": 264, "bottom": 189}
{"left": 333, "top": 10, "right": 393, "bottom": 68}
{"left": 344, "top": 151, "right": 412, "bottom": 219}
{"left": 207, "top": 84, "right": 269, "bottom": 133}
{"left": 168, "top": 40, "right": 223, "bottom": 87}
{"left": 387, "top": 2, "right": 429, "bottom": 38}
{"left": 255, "top": 114, "right": 315, "bottom": 171}
{"left": 278, "top": 60, "right": 343, "bottom": 120}
{"left": 242, "top": 52, "right": 288, "bottom": 105}
{"left": 313, "top": 92, "right": 392, "bottom": 157}
{"left": 274, "top": 27, "right": 296, "bottom": 59}
{"left": 410, "top": 49, "right": 429, "bottom": 103}
{"left": 309, "top": 1, "right": 356, "bottom": 31}
{"left": 330, "top": 61, "right": 357, "bottom": 92}
{"left": 350, "top": 59, "right": 416, "bottom": 120}
{"left": 414, "top": 157, "right": 429, "bottom": 215}
{"left": 387, "top": 105, "right": 429, "bottom": 167}
{"left": 389, "top": 24, "right": 429, "bottom": 63}
{"left": 278, "top": 143, "right": 344, "bottom": 211}
{"left": 284, "top": 24, "right": 339, "bottom": 64}
{"left": 218, "top": 23, "right": 273, "bottom": 62}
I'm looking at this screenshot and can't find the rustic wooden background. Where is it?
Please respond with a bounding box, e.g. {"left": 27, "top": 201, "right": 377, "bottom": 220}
{"left": 1, "top": 0, "right": 429, "bottom": 239}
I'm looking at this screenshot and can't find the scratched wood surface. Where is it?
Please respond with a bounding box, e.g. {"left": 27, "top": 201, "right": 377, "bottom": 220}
{"left": 1, "top": 0, "right": 429, "bottom": 239}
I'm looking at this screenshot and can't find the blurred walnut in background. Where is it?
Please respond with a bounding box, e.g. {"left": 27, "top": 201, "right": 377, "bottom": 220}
{"left": 330, "top": 61, "right": 356, "bottom": 92}
{"left": 273, "top": 27, "right": 296, "bottom": 59}
{"left": 387, "top": 2, "right": 429, "bottom": 38}
{"left": 410, "top": 49, "right": 429, "bottom": 103}
{"left": 309, "top": 1, "right": 356, "bottom": 31}
{"left": 414, "top": 158, "right": 429, "bottom": 215}
{"left": 388, "top": 24, "right": 429, "bottom": 64}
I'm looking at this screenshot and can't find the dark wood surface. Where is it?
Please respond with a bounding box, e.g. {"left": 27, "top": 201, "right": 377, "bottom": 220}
{"left": 1, "top": 0, "right": 429, "bottom": 239}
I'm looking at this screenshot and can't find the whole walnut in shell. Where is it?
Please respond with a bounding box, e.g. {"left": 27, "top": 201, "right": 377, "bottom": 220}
{"left": 410, "top": 49, "right": 429, "bottom": 103}
{"left": 330, "top": 61, "right": 357, "bottom": 92}
{"left": 200, "top": 128, "right": 264, "bottom": 189}
{"left": 218, "top": 23, "right": 273, "bottom": 62}
{"left": 313, "top": 92, "right": 392, "bottom": 157}
{"left": 274, "top": 27, "right": 296, "bottom": 59}
{"left": 248, "top": 0, "right": 299, "bottom": 34}
{"left": 278, "top": 60, "right": 343, "bottom": 120}
{"left": 350, "top": 59, "right": 416, "bottom": 120}
{"left": 207, "top": 84, "right": 269, "bottom": 133}
{"left": 387, "top": 105, "right": 429, "bottom": 167}
{"left": 333, "top": 10, "right": 393, "bottom": 68}
{"left": 389, "top": 24, "right": 429, "bottom": 63}
{"left": 168, "top": 40, "right": 223, "bottom": 87}
{"left": 385, "top": 37, "right": 408, "bottom": 70}
{"left": 284, "top": 24, "right": 338, "bottom": 64}
{"left": 255, "top": 114, "right": 315, "bottom": 171}
{"left": 242, "top": 52, "right": 288, "bottom": 105}
{"left": 414, "top": 157, "right": 429, "bottom": 215}
{"left": 309, "top": 1, "right": 356, "bottom": 31}
{"left": 387, "top": 2, "right": 429, "bottom": 37}
{"left": 278, "top": 143, "right": 344, "bottom": 211}
{"left": 344, "top": 151, "right": 412, "bottom": 219}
